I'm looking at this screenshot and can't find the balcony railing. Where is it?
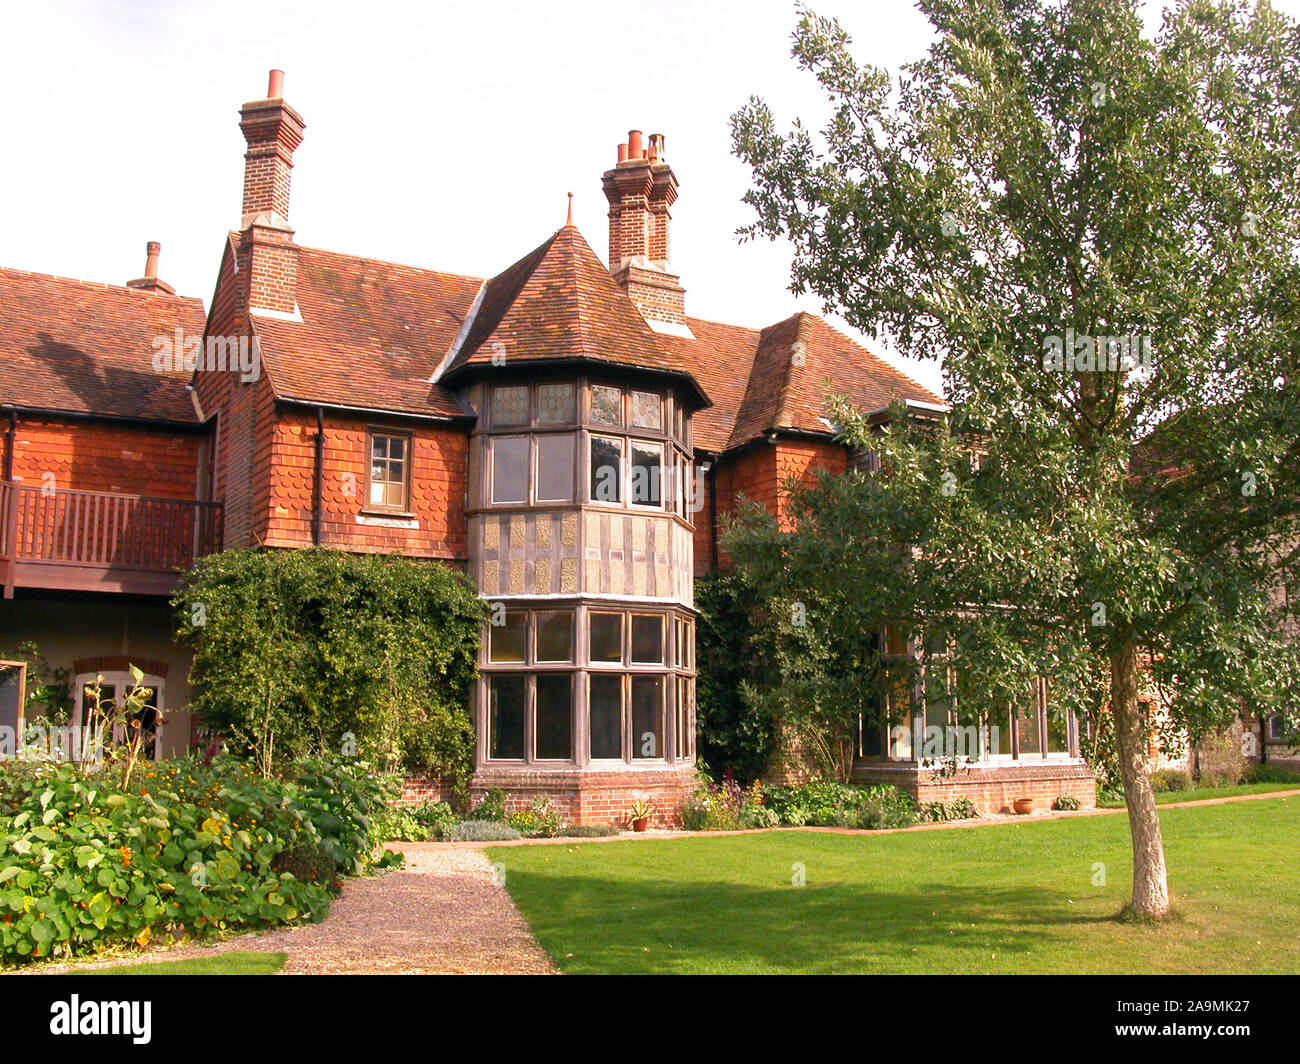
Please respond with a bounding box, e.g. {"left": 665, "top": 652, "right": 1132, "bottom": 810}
{"left": 0, "top": 480, "right": 222, "bottom": 596}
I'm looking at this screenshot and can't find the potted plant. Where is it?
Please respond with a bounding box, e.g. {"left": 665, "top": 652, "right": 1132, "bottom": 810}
{"left": 1012, "top": 797, "right": 1035, "bottom": 815}
{"left": 629, "top": 798, "right": 653, "bottom": 832}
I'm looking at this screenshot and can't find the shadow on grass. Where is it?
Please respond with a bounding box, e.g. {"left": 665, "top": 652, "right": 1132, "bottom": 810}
{"left": 507, "top": 871, "right": 1115, "bottom": 974}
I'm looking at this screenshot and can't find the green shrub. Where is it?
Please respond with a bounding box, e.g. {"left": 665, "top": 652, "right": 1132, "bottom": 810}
{"left": 442, "top": 821, "right": 522, "bottom": 842}
{"left": 174, "top": 547, "right": 484, "bottom": 789}
{"left": 740, "top": 805, "right": 781, "bottom": 829}
{"left": 1051, "top": 794, "right": 1081, "bottom": 811}
{"left": 556, "top": 824, "right": 621, "bottom": 837}
{"left": 761, "top": 779, "right": 919, "bottom": 830}
{"left": 466, "top": 789, "right": 509, "bottom": 822}
{"left": 920, "top": 797, "right": 979, "bottom": 822}
{"left": 1150, "top": 768, "right": 1192, "bottom": 793}
{"left": 0, "top": 757, "right": 377, "bottom": 965}
{"left": 270, "top": 844, "right": 337, "bottom": 886}
{"left": 372, "top": 798, "right": 457, "bottom": 843}
{"left": 679, "top": 775, "right": 767, "bottom": 831}
{"left": 1247, "top": 764, "right": 1300, "bottom": 784}
{"left": 506, "top": 798, "right": 562, "bottom": 838}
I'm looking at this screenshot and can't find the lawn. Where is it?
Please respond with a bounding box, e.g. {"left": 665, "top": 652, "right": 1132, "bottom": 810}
{"left": 1097, "top": 781, "right": 1300, "bottom": 807}
{"left": 490, "top": 797, "right": 1300, "bottom": 974}
{"left": 84, "top": 951, "right": 285, "bottom": 975}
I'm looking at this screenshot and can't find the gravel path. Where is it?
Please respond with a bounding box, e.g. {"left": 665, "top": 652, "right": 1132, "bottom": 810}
{"left": 25, "top": 846, "right": 556, "bottom": 976}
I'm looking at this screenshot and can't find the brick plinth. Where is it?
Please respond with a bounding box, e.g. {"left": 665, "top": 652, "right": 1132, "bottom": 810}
{"left": 399, "top": 766, "right": 700, "bottom": 827}
{"left": 852, "top": 761, "right": 1097, "bottom": 816}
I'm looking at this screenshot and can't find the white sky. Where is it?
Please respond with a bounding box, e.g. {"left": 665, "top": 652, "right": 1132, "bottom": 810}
{"left": 4, "top": 0, "right": 1298, "bottom": 399}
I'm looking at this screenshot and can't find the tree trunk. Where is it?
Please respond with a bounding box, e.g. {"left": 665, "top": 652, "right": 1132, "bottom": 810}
{"left": 1110, "top": 641, "right": 1171, "bottom": 918}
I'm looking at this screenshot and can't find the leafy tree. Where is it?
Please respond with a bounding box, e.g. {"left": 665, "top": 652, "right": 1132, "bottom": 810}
{"left": 174, "top": 548, "right": 485, "bottom": 793}
{"left": 694, "top": 570, "right": 780, "bottom": 782}
{"left": 730, "top": 0, "right": 1300, "bottom": 917}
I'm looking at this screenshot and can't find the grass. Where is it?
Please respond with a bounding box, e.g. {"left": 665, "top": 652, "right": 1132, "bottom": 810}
{"left": 84, "top": 951, "right": 286, "bottom": 975}
{"left": 490, "top": 796, "right": 1300, "bottom": 974}
{"left": 1097, "top": 780, "right": 1300, "bottom": 807}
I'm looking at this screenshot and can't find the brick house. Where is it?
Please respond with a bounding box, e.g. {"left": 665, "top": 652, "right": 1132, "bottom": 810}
{"left": 0, "top": 72, "right": 1096, "bottom": 820}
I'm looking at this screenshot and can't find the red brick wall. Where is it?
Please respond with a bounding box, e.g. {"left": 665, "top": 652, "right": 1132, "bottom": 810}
{"left": 401, "top": 767, "right": 700, "bottom": 829}
{"left": 262, "top": 409, "right": 469, "bottom": 559}
{"left": 697, "top": 438, "right": 848, "bottom": 574}
{"left": 853, "top": 763, "right": 1097, "bottom": 816}
{"left": 7, "top": 418, "right": 203, "bottom": 499}
{"left": 194, "top": 246, "right": 280, "bottom": 550}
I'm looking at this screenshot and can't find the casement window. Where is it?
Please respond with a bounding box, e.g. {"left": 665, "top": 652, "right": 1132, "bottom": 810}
{"left": 589, "top": 674, "right": 623, "bottom": 759}
{"left": 534, "top": 674, "right": 573, "bottom": 760}
{"left": 675, "top": 676, "right": 695, "bottom": 759}
{"left": 590, "top": 436, "right": 624, "bottom": 504}
{"left": 490, "top": 436, "right": 529, "bottom": 504}
{"left": 630, "top": 441, "right": 663, "bottom": 507}
{"left": 588, "top": 437, "right": 665, "bottom": 510}
{"left": 534, "top": 611, "right": 574, "bottom": 663}
{"left": 1267, "top": 716, "right": 1287, "bottom": 741}
{"left": 585, "top": 674, "right": 666, "bottom": 761}
{"left": 589, "top": 611, "right": 623, "bottom": 664}
{"left": 535, "top": 434, "right": 575, "bottom": 503}
{"left": 484, "top": 612, "right": 576, "bottom": 763}
{"left": 488, "top": 611, "right": 528, "bottom": 663}
{"left": 487, "top": 675, "right": 527, "bottom": 759}
{"left": 367, "top": 431, "right": 411, "bottom": 511}
{"left": 630, "top": 614, "right": 664, "bottom": 664}
{"left": 631, "top": 676, "right": 665, "bottom": 758}
{"left": 856, "top": 632, "right": 1075, "bottom": 764}
{"left": 486, "top": 671, "right": 575, "bottom": 762}
{"left": 483, "top": 607, "right": 693, "bottom": 766}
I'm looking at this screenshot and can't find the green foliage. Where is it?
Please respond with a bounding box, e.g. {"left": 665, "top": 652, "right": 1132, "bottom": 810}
{"left": 680, "top": 776, "right": 768, "bottom": 832}
{"left": 1247, "top": 764, "right": 1300, "bottom": 784}
{"left": 729, "top": 1, "right": 1300, "bottom": 913}
{"left": 1150, "top": 768, "right": 1192, "bottom": 793}
{"left": 0, "top": 756, "right": 386, "bottom": 965}
{"left": 507, "top": 798, "right": 563, "bottom": 838}
{"left": 269, "top": 843, "right": 336, "bottom": 885}
{"left": 694, "top": 571, "right": 779, "bottom": 783}
{"left": 920, "top": 797, "right": 979, "bottom": 823}
{"left": 466, "top": 788, "right": 508, "bottom": 822}
{"left": 765, "top": 779, "right": 920, "bottom": 830}
{"left": 372, "top": 799, "right": 457, "bottom": 843}
{"left": 1052, "top": 795, "right": 1082, "bottom": 812}
{"left": 443, "top": 821, "right": 522, "bottom": 842}
{"left": 174, "top": 547, "right": 485, "bottom": 790}
{"left": 555, "top": 824, "right": 621, "bottom": 838}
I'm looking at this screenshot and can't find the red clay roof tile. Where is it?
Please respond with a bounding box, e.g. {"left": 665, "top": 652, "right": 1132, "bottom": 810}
{"left": 0, "top": 267, "right": 207, "bottom": 423}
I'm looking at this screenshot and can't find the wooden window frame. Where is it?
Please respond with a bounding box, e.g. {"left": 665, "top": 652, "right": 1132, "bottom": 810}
{"left": 364, "top": 428, "right": 413, "bottom": 514}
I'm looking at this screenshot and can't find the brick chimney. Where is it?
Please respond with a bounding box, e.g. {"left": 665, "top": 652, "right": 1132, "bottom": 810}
{"left": 237, "top": 69, "right": 304, "bottom": 317}
{"left": 602, "top": 130, "right": 687, "bottom": 330}
{"left": 126, "top": 241, "right": 175, "bottom": 295}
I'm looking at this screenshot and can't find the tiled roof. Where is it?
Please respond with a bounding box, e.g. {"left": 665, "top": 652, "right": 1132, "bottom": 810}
{"left": 658, "top": 311, "right": 945, "bottom": 452}
{"left": 246, "top": 240, "right": 483, "bottom": 419}
{"left": 2, "top": 228, "right": 944, "bottom": 450}
{"left": 442, "top": 226, "right": 697, "bottom": 386}
{"left": 0, "top": 267, "right": 207, "bottom": 423}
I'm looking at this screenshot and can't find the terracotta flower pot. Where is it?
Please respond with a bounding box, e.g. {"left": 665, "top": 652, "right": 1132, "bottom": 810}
{"left": 1013, "top": 798, "right": 1035, "bottom": 816}
{"left": 631, "top": 817, "right": 649, "bottom": 832}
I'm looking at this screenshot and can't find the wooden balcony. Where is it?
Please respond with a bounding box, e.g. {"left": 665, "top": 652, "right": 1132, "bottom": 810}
{"left": 0, "top": 480, "right": 222, "bottom": 597}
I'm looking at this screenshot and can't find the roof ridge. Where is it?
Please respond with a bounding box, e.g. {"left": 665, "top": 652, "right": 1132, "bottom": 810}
{"left": 292, "top": 242, "right": 486, "bottom": 284}
{"left": 0, "top": 265, "right": 203, "bottom": 305}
